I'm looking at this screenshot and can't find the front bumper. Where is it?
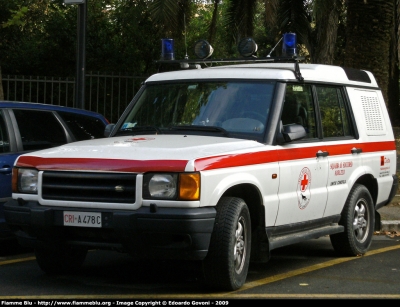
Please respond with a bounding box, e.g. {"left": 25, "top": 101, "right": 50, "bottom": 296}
{"left": 4, "top": 200, "right": 216, "bottom": 261}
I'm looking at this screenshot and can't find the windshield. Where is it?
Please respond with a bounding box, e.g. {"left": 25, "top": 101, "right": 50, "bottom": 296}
{"left": 116, "top": 81, "right": 275, "bottom": 141}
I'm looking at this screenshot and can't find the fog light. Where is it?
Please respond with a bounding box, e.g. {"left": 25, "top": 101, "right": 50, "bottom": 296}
{"left": 238, "top": 37, "right": 258, "bottom": 57}
{"left": 194, "top": 40, "right": 213, "bottom": 59}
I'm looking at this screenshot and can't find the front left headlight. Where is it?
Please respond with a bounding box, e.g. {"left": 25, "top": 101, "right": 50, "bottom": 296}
{"left": 146, "top": 173, "right": 178, "bottom": 198}
{"left": 143, "top": 172, "right": 200, "bottom": 201}
{"left": 14, "top": 168, "right": 39, "bottom": 194}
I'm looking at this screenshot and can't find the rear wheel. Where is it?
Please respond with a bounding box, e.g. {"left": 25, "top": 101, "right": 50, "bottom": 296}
{"left": 35, "top": 243, "right": 87, "bottom": 275}
{"left": 330, "top": 184, "right": 374, "bottom": 256}
{"left": 202, "top": 197, "right": 251, "bottom": 291}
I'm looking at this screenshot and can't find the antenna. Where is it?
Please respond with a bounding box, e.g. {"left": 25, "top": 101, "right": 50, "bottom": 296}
{"left": 184, "top": 13, "right": 188, "bottom": 60}
{"left": 267, "top": 36, "right": 283, "bottom": 57}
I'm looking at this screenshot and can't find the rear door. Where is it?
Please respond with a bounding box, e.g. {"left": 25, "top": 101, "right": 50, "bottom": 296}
{"left": 10, "top": 108, "right": 69, "bottom": 152}
{"left": 2, "top": 108, "right": 72, "bottom": 201}
{"left": 316, "top": 85, "right": 362, "bottom": 218}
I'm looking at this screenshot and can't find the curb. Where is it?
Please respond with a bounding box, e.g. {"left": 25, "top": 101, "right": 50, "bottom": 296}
{"left": 380, "top": 220, "right": 400, "bottom": 232}
{"left": 378, "top": 194, "right": 400, "bottom": 232}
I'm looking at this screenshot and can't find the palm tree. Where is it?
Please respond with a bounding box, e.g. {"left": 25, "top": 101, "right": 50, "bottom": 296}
{"left": 223, "top": 0, "right": 258, "bottom": 44}
{"left": 148, "top": 0, "right": 195, "bottom": 39}
{"left": 308, "top": 0, "right": 344, "bottom": 64}
{"left": 344, "top": 0, "right": 394, "bottom": 106}
{"left": 207, "top": 0, "right": 221, "bottom": 44}
{"left": 223, "top": 0, "right": 343, "bottom": 63}
{"left": 388, "top": 0, "right": 400, "bottom": 125}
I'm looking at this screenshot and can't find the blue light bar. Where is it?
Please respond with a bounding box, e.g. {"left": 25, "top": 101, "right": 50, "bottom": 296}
{"left": 161, "top": 38, "right": 175, "bottom": 60}
{"left": 282, "top": 33, "right": 297, "bottom": 56}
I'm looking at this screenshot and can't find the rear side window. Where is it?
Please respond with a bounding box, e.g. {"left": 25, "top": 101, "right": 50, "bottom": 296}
{"left": 316, "top": 86, "right": 352, "bottom": 138}
{"left": 58, "top": 111, "right": 105, "bottom": 141}
{"left": 13, "top": 109, "right": 67, "bottom": 151}
{"left": 0, "top": 110, "right": 10, "bottom": 153}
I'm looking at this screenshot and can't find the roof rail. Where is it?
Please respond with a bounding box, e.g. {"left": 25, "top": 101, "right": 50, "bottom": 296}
{"left": 156, "top": 55, "right": 304, "bottom": 65}
{"left": 156, "top": 56, "right": 305, "bottom": 81}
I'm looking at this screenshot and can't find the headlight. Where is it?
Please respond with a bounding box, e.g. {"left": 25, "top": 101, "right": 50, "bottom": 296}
{"left": 145, "top": 174, "right": 178, "bottom": 199}
{"left": 16, "top": 168, "right": 39, "bottom": 194}
{"left": 143, "top": 172, "right": 200, "bottom": 201}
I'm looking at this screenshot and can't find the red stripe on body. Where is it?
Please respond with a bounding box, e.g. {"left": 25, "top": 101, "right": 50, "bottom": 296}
{"left": 194, "top": 141, "right": 396, "bottom": 171}
{"left": 16, "top": 141, "right": 396, "bottom": 173}
{"left": 194, "top": 151, "right": 279, "bottom": 171}
{"left": 16, "top": 156, "right": 188, "bottom": 172}
{"left": 327, "top": 141, "right": 396, "bottom": 155}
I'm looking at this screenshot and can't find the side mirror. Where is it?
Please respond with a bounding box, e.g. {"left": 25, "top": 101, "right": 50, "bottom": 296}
{"left": 281, "top": 123, "right": 307, "bottom": 142}
{"left": 104, "top": 124, "right": 115, "bottom": 137}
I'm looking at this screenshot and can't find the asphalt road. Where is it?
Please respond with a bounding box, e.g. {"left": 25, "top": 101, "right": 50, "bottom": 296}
{"left": 0, "top": 235, "right": 399, "bottom": 300}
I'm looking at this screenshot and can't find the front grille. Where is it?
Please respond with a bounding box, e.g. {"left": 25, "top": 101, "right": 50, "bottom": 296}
{"left": 42, "top": 171, "right": 136, "bottom": 203}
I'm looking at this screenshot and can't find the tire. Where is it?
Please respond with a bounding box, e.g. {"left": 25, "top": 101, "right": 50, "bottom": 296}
{"left": 34, "top": 243, "right": 88, "bottom": 275}
{"left": 330, "top": 184, "right": 374, "bottom": 256}
{"left": 202, "top": 197, "right": 251, "bottom": 291}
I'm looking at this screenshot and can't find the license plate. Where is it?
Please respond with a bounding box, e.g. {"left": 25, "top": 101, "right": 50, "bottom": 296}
{"left": 63, "top": 211, "right": 102, "bottom": 228}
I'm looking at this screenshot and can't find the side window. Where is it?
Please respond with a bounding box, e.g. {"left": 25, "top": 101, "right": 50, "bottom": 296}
{"left": 282, "top": 84, "right": 317, "bottom": 139}
{"left": 57, "top": 111, "right": 106, "bottom": 141}
{"left": 13, "top": 109, "right": 67, "bottom": 151}
{"left": 316, "top": 86, "right": 352, "bottom": 138}
{"left": 0, "top": 110, "right": 10, "bottom": 153}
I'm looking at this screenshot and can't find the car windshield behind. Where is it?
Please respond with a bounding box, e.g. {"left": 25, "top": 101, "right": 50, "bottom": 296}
{"left": 116, "top": 81, "right": 275, "bottom": 141}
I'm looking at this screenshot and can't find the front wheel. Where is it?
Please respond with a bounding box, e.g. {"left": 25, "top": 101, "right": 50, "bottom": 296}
{"left": 202, "top": 197, "right": 251, "bottom": 291}
{"left": 330, "top": 184, "right": 374, "bottom": 256}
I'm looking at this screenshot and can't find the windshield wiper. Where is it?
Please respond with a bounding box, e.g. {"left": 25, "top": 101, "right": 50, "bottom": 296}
{"left": 117, "top": 126, "right": 163, "bottom": 136}
{"left": 168, "top": 125, "right": 229, "bottom": 136}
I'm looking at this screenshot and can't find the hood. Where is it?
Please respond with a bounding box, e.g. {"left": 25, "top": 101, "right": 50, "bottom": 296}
{"left": 16, "top": 135, "right": 270, "bottom": 172}
{"left": 25, "top": 135, "right": 263, "bottom": 160}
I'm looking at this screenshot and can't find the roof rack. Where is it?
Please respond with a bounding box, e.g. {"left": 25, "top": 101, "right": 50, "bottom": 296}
{"left": 156, "top": 56, "right": 305, "bottom": 81}
{"left": 156, "top": 34, "right": 305, "bottom": 81}
{"left": 157, "top": 55, "right": 303, "bottom": 65}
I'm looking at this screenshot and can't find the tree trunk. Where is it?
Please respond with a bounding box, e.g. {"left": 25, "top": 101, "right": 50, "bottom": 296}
{"left": 0, "top": 66, "right": 4, "bottom": 100}
{"left": 344, "top": 0, "right": 394, "bottom": 106}
{"left": 388, "top": 0, "right": 400, "bottom": 126}
{"left": 312, "top": 0, "right": 342, "bottom": 64}
{"left": 208, "top": 0, "right": 220, "bottom": 44}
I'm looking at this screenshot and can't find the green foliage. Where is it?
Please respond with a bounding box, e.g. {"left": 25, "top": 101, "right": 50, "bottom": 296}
{"left": 0, "top": 1, "right": 297, "bottom": 76}
{"left": 2, "top": 5, "right": 28, "bottom": 27}
{"left": 0, "top": 1, "right": 394, "bottom": 77}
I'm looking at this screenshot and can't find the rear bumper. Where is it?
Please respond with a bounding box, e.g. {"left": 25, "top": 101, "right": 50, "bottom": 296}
{"left": 4, "top": 200, "right": 216, "bottom": 260}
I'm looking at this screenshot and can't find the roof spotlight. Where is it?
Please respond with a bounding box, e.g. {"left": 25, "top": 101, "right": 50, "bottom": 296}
{"left": 161, "top": 38, "right": 175, "bottom": 60}
{"left": 194, "top": 40, "right": 214, "bottom": 60}
{"left": 282, "top": 32, "right": 297, "bottom": 56}
{"left": 238, "top": 37, "right": 258, "bottom": 57}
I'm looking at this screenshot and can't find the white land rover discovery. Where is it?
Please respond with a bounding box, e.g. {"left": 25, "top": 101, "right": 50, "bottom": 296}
{"left": 4, "top": 57, "right": 398, "bottom": 291}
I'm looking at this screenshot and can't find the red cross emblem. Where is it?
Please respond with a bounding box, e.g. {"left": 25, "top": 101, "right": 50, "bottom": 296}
{"left": 300, "top": 173, "right": 309, "bottom": 192}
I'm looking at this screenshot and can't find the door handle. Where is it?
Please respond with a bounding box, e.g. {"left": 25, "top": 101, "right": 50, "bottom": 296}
{"left": 316, "top": 150, "right": 329, "bottom": 158}
{"left": 351, "top": 147, "right": 362, "bottom": 154}
{"left": 0, "top": 166, "right": 12, "bottom": 174}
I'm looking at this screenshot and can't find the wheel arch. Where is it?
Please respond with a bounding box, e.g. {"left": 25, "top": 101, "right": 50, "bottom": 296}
{"left": 222, "top": 183, "right": 265, "bottom": 228}
{"left": 354, "top": 174, "right": 378, "bottom": 207}
{"left": 222, "top": 183, "right": 270, "bottom": 263}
